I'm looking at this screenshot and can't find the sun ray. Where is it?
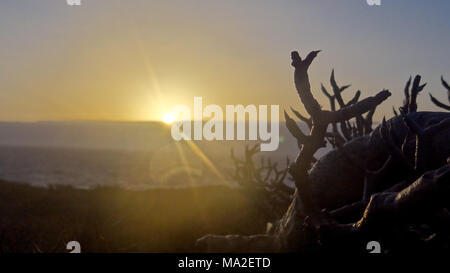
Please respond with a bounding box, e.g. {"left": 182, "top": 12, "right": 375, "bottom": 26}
{"left": 173, "top": 140, "right": 210, "bottom": 222}
{"left": 184, "top": 140, "right": 226, "bottom": 182}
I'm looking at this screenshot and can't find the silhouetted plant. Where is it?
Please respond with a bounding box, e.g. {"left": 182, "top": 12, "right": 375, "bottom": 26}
{"left": 197, "top": 50, "right": 450, "bottom": 253}
{"left": 230, "top": 144, "right": 293, "bottom": 220}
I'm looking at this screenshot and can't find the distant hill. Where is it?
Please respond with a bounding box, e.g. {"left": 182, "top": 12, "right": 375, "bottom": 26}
{"left": 0, "top": 120, "right": 330, "bottom": 157}
{"left": 0, "top": 121, "right": 172, "bottom": 151}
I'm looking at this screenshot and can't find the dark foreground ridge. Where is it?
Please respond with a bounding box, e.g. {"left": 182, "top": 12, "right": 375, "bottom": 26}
{"left": 0, "top": 181, "right": 271, "bottom": 253}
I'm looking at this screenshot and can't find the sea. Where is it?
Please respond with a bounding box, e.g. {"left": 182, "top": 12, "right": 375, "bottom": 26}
{"left": 0, "top": 121, "right": 322, "bottom": 189}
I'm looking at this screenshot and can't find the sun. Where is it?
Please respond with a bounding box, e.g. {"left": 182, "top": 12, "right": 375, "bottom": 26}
{"left": 162, "top": 112, "right": 177, "bottom": 125}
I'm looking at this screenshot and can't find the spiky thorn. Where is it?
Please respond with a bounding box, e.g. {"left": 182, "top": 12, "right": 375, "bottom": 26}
{"left": 346, "top": 90, "right": 361, "bottom": 107}
{"left": 328, "top": 70, "right": 355, "bottom": 140}
{"left": 284, "top": 110, "right": 316, "bottom": 149}
{"left": 320, "top": 83, "right": 341, "bottom": 146}
{"left": 321, "top": 83, "right": 336, "bottom": 111}
{"left": 363, "top": 107, "right": 376, "bottom": 134}
{"left": 393, "top": 107, "right": 399, "bottom": 117}
{"left": 401, "top": 75, "right": 427, "bottom": 113}
{"left": 330, "top": 69, "right": 351, "bottom": 109}
{"left": 290, "top": 107, "right": 312, "bottom": 130}
{"left": 349, "top": 90, "right": 375, "bottom": 137}
{"left": 443, "top": 76, "right": 450, "bottom": 102}
{"left": 402, "top": 76, "right": 412, "bottom": 112}
{"left": 429, "top": 76, "right": 450, "bottom": 111}
{"left": 340, "top": 121, "right": 352, "bottom": 141}
{"left": 321, "top": 74, "right": 363, "bottom": 144}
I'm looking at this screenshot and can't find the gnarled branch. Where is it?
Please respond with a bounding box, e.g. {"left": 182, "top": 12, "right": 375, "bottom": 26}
{"left": 288, "top": 50, "right": 391, "bottom": 226}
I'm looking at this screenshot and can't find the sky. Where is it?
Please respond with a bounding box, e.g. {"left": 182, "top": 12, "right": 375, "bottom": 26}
{"left": 0, "top": 0, "right": 449, "bottom": 122}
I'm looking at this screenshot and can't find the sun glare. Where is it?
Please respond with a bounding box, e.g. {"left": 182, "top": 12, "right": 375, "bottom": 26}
{"left": 162, "top": 112, "right": 176, "bottom": 125}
